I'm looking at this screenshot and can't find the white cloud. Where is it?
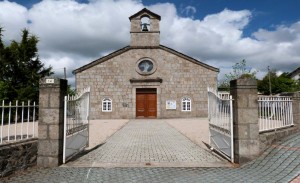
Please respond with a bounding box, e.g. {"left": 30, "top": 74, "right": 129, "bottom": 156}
{"left": 181, "top": 5, "right": 196, "bottom": 18}
{"left": 0, "top": 0, "right": 28, "bottom": 43}
{"left": 248, "top": 22, "right": 300, "bottom": 72}
{"left": 253, "top": 23, "right": 300, "bottom": 43}
{"left": 28, "top": 0, "right": 142, "bottom": 57}
{"left": 0, "top": 0, "right": 300, "bottom": 86}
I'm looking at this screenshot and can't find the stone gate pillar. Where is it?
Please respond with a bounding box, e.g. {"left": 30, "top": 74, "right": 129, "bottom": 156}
{"left": 292, "top": 92, "right": 300, "bottom": 130}
{"left": 230, "top": 78, "right": 260, "bottom": 164}
{"left": 37, "top": 78, "right": 67, "bottom": 167}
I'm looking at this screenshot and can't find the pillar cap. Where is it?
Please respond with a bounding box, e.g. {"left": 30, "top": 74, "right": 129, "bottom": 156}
{"left": 40, "top": 77, "right": 67, "bottom": 88}
{"left": 230, "top": 78, "right": 257, "bottom": 89}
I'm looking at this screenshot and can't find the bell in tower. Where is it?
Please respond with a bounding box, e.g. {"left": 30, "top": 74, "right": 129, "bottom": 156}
{"left": 141, "top": 23, "right": 149, "bottom": 31}
{"left": 129, "top": 8, "right": 161, "bottom": 46}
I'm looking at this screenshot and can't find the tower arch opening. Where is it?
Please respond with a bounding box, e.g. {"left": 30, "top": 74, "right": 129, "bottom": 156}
{"left": 141, "top": 16, "right": 150, "bottom": 31}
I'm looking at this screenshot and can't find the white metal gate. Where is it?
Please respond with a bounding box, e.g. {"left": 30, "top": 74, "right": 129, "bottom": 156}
{"left": 63, "top": 87, "right": 90, "bottom": 164}
{"left": 207, "top": 87, "right": 234, "bottom": 162}
{"left": 258, "top": 96, "right": 293, "bottom": 132}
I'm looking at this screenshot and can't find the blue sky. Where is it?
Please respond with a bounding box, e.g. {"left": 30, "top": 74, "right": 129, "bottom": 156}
{"left": 145, "top": 0, "right": 300, "bottom": 34}
{"left": 13, "top": 0, "right": 300, "bottom": 36}
{"left": 1, "top": 0, "right": 300, "bottom": 85}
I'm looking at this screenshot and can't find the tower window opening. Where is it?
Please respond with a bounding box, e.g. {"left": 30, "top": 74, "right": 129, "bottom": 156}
{"left": 141, "top": 16, "right": 150, "bottom": 31}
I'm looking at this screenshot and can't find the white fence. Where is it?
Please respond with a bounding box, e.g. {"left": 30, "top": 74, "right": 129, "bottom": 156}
{"left": 258, "top": 96, "right": 293, "bottom": 132}
{"left": 208, "top": 89, "right": 233, "bottom": 131}
{"left": 0, "top": 100, "right": 38, "bottom": 144}
{"left": 63, "top": 87, "right": 90, "bottom": 163}
{"left": 218, "top": 91, "right": 231, "bottom": 100}
{"left": 207, "top": 87, "right": 234, "bottom": 162}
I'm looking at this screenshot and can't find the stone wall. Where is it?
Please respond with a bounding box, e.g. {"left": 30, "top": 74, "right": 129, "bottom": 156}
{"left": 259, "top": 127, "right": 298, "bottom": 152}
{"left": 76, "top": 48, "right": 218, "bottom": 119}
{"left": 130, "top": 32, "right": 160, "bottom": 47}
{"left": 259, "top": 91, "right": 300, "bottom": 152}
{"left": 0, "top": 139, "right": 37, "bottom": 177}
{"left": 229, "top": 79, "right": 300, "bottom": 164}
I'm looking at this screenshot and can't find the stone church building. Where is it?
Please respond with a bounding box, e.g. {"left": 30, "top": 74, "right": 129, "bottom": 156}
{"left": 74, "top": 8, "right": 219, "bottom": 119}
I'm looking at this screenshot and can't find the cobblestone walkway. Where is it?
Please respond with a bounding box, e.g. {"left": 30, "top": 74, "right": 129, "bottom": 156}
{"left": 3, "top": 123, "right": 300, "bottom": 183}
{"left": 64, "top": 120, "right": 227, "bottom": 167}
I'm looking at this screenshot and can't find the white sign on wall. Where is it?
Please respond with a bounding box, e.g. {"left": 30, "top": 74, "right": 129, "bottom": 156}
{"left": 166, "top": 100, "right": 176, "bottom": 109}
{"left": 46, "top": 79, "right": 55, "bottom": 84}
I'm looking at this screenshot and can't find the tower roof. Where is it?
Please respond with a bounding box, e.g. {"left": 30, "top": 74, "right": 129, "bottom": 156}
{"left": 129, "top": 8, "right": 161, "bottom": 20}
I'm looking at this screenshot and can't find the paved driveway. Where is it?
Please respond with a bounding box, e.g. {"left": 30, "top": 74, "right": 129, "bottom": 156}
{"left": 3, "top": 119, "right": 300, "bottom": 183}
{"left": 64, "top": 119, "right": 228, "bottom": 167}
{"left": 3, "top": 131, "right": 300, "bottom": 183}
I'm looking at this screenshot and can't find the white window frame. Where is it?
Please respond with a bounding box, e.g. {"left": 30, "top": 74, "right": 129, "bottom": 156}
{"left": 181, "top": 97, "right": 191, "bottom": 111}
{"left": 102, "top": 98, "right": 112, "bottom": 112}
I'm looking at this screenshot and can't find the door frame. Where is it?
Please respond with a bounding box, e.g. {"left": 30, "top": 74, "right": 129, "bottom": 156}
{"left": 136, "top": 88, "right": 157, "bottom": 118}
{"left": 132, "top": 86, "right": 161, "bottom": 118}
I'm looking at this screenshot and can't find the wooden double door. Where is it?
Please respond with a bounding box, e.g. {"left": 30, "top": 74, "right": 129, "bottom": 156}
{"left": 136, "top": 88, "right": 157, "bottom": 118}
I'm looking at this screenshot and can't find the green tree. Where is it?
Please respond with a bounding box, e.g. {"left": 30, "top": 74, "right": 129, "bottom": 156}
{"left": 0, "top": 28, "right": 53, "bottom": 101}
{"left": 219, "top": 59, "right": 257, "bottom": 90}
{"left": 67, "top": 85, "right": 76, "bottom": 96}
{"left": 258, "top": 70, "right": 300, "bottom": 95}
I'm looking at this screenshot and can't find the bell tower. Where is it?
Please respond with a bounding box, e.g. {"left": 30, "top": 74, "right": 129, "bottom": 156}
{"left": 129, "top": 8, "right": 161, "bottom": 47}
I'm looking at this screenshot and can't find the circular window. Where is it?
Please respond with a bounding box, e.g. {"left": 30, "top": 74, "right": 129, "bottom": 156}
{"left": 136, "top": 58, "right": 157, "bottom": 75}
{"left": 138, "top": 60, "right": 153, "bottom": 72}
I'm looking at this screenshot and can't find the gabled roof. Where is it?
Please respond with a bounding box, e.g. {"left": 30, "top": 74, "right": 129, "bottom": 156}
{"left": 159, "top": 45, "right": 219, "bottom": 72}
{"left": 73, "top": 46, "right": 131, "bottom": 74}
{"left": 73, "top": 45, "right": 219, "bottom": 74}
{"left": 288, "top": 67, "right": 300, "bottom": 78}
{"left": 129, "top": 8, "right": 161, "bottom": 20}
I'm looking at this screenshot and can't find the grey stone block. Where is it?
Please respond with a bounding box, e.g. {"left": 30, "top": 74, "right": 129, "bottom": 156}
{"left": 37, "top": 140, "right": 60, "bottom": 156}
{"left": 38, "top": 124, "right": 48, "bottom": 139}
{"left": 37, "top": 78, "right": 66, "bottom": 168}
{"left": 37, "top": 156, "right": 59, "bottom": 167}
{"left": 38, "top": 108, "right": 61, "bottom": 125}
{"left": 230, "top": 78, "right": 260, "bottom": 164}
{"left": 49, "top": 124, "right": 64, "bottom": 140}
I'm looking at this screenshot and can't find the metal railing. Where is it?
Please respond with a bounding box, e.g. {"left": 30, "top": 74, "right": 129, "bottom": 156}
{"left": 64, "top": 87, "right": 90, "bottom": 135}
{"left": 258, "top": 96, "right": 293, "bottom": 132}
{"left": 63, "top": 87, "right": 90, "bottom": 163}
{"left": 208, "top": 88, "right": 233, "bottom": 131}
{"left": 218, "top": 91, "right": 231, "bottom": 100}
{"left": 208, "top": 87, "right": 234, "bottom": 162}
{"left": 0, "top": 100, "right": 38, "bottom": 144}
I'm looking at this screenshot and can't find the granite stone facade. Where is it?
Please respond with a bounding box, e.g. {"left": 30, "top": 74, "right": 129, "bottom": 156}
{"left": 74, "top": 8, "right": 219, "bottom": 119}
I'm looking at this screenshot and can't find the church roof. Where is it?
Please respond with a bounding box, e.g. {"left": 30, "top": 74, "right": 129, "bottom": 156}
{"left": 73, "top": 45, "right": 219, "bottom": 74}
{"left": 129, "top": 8, "right": 161, "bottom": 20}
{"left": 287, "top": 67, "right": 300, "bottom": 78}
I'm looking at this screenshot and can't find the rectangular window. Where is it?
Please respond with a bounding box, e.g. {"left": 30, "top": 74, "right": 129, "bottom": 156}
{"left": 102, "top": 98, "right": 112, "bottom": 112}
{"left": 182, "top": 97, "right": 191, "bottom": 111}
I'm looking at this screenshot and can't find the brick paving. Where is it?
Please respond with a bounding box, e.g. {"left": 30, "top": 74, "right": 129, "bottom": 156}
{"left": 87, "top": 119, "right": 129, "bottom": 150}
{"left": 64, "top": 120, "right": 227, "bottom": 167}
{"left": 2, "top": 121, "right": 300, "bottom": 183}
